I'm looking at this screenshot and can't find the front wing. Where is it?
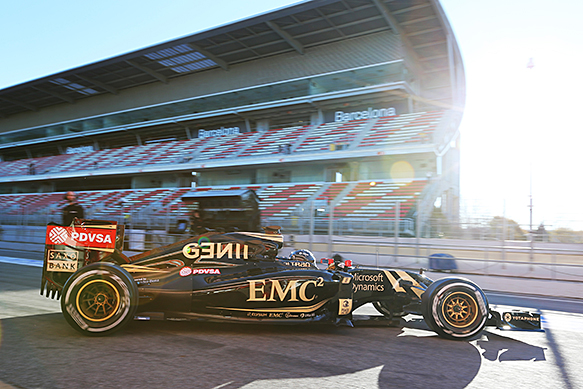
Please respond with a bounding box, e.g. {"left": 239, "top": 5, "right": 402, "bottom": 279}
{"left": 487, "top": 309, "right": 543, "bottom": 331}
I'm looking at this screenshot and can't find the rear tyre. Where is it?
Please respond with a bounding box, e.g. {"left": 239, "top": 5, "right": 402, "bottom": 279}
{"left": 421, "top": 278, "right": 488, "bottom": 340}
{"left": 61, "top": 262, "right": 138, "bottom": 336}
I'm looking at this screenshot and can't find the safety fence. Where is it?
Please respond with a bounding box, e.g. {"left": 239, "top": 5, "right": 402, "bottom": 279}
{"left": 0, "top": 208, "right": 575, "bottom": 243}
{"left": 1, "top": 225, "right": 581, "bottom": 286}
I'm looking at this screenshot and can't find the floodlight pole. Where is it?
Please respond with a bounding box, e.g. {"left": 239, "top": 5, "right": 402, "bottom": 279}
{"left": 502, "top": 200, "right": 506, "bottom": 263}
{"left": 394, "top": 201, "right": 400, "bottom": 262}
{"left": 526, "top": 58, "right": 535, "bottom": 265}
{"left": 529, "top": 168, "right": 533, "bottom": 234}
{"left": 527, "top": 58, "right": 534, "bottom": 235}
{"left": 415, "top": 198, "right": 420, "bottom": 262}
{"left": 309, "top": 200, "right": 315, "bottom": 251}
{"left": 328, "top": 203, "right": 334, "bottom": 257}
{"left": 529, "top": 164, "right": 534, "bottom": 265}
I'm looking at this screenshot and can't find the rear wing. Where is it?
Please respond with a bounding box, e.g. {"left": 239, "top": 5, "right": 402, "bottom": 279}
{"left": 41, "top": 219, "right": 125, "bottom": 299}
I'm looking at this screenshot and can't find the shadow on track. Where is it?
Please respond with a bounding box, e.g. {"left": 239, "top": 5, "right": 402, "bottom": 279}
{"left": 0, "top": 312, "right": 545, "bottom": 389}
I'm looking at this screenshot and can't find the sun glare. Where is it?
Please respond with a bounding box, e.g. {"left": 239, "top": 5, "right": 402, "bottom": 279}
{"left": 390, "top": 161, "right": 415, "bottom": 184}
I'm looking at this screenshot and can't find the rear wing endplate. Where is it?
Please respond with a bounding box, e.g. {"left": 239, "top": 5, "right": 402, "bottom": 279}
{"left": 41, "top": 219, "right": 124, "bottom": 298}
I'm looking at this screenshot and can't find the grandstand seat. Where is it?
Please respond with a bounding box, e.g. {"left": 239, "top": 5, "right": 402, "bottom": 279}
{"left": 334, "top": 180, "right": 427, "bottom": 219}
{"left": 357, "top": 111, "right": 445, "bottom": 148}
{"left": 258, "top": 183, "right": 322, "bottom": 217}
{"left": 195, "top": 132, "right": 259, "bottom": 160}
{"left": 238, "top": 125, "right": 310, "bottom": 158}
{"left": 295, "top": 119, "right": 369, "bottom": 153}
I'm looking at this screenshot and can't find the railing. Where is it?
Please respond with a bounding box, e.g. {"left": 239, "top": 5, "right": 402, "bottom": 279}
{"left": 2, "top": 224, "right": 580, "bottom": 300}
{"left": 315, "top": 236, "right": 583, "bottom": 282}
{"left": 2, "top": 225, "right": 581, "bottom": 277}
{"left": 263, "top": 216, "right": 415, "bottom": 237}
{"left": 1, "top": 207, "right": 581, "bottom": 243}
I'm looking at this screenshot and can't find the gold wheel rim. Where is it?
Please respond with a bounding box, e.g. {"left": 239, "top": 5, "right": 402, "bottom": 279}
{"left": 441, "top": 291, "right": 478, "bottom": 328}
{"left": 76, "top": 279, "right": 120, "bottom": 322}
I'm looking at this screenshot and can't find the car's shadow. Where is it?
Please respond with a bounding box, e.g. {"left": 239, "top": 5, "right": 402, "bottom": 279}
{"left": 0, "top": 313, "right": 547, "bottom": 389}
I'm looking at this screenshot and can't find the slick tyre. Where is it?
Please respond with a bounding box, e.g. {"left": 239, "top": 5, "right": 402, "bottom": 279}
{"left": 61, "top": 262, "right": 138, "bottom": 336}
{"left": 421, "top": 278, "right": 488, "bottom": 340}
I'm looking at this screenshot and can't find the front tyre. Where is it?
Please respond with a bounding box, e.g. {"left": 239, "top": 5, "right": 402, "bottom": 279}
{"left": 421, "top": 278, "right": 488, "bottom": 340}
{"left": 61, "top": 263, "right": 138, "bottom": 336}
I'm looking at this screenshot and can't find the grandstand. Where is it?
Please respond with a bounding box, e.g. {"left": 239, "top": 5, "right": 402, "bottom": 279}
{"left": 0, "top": 0, "right": 464, "bottom": 237}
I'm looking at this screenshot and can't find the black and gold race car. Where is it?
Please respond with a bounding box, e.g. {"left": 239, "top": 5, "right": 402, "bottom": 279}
{"left": 41, "top": 219, "right": 541, "bottom": 339}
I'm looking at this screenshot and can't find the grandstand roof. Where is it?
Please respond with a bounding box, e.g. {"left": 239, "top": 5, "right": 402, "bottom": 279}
{"left": 0, "top": 0, "right": 462, "bottom": 119}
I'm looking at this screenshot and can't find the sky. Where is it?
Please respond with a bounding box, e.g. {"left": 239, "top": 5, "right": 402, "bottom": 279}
{"left": 1, "top": 0, "right": 582, "bottom": 230}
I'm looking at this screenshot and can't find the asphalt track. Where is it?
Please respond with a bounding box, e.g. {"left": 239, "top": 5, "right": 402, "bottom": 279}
{"left": 1, "top": 260, "right": 583, "bottom": 389}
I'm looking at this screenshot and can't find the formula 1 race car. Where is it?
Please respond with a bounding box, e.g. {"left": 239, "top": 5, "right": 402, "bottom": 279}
{"left": 40, "top": 219, "right": 542, "bottom": 339}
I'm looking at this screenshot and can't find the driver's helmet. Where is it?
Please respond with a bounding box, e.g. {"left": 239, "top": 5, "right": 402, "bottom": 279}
{"left": 290, "top": 249, "right": 316, "bottom": 264}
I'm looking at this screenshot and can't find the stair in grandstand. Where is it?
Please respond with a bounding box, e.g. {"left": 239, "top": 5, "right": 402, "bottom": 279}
{"left": 345, "top": 119, "right": 380, "bottom": 150}
{"left": 238, "top": 125, "right": 311, "bottom": 158}
{"left": 293, "top": 181, "right": 353, "bottom": 217}
{"left": 334, "top": 180, "right": 428, "bottom": 219}
{"left": 193, "top": 132, "right": 262, "bottom": 161}
{"left": 115, "top": 189, "right": 171, "bottom": 213}
{"left": 287, "top": 125, "right": 315, "bottom": 154}
{"left": 292, "top": 183, "right": 330, "bottom": 216}
{"left": 151, "top": 188, "right": 193, "bottom": 216}
{"left": 84, "top": 191, "right": 134, "bottom": 218}
{"left": 317, "top": 181, "right": 351, "bottom": 207}
{"left": 81, "top": 191, "right": 128, "bottom": 219}
{"left": 356, "top": 111, "right": 445, "bottom": 149}
{"left": 294, "top": 119, "right": 370, "bottom": 153}
{"left": 257, "top": 183, "right": 323, "bottom": 218}
{"left": 148, "top": 138, "right": 210, "bottom": 165}
{"left": 415, "top": 177, "right": 444, "bottom": 228}
{"left": 322, "top": 182, "right": 355, "bottom": 207}
{"left": 430, "top": 109, "right": 461, "bottom": 146}
{"left": 227, "top": 132, "right": 266, "bottom": 159}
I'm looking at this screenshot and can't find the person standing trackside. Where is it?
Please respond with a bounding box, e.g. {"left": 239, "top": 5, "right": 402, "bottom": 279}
{"left": 62, "top": 191, "right": 84, "bottom": 225}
